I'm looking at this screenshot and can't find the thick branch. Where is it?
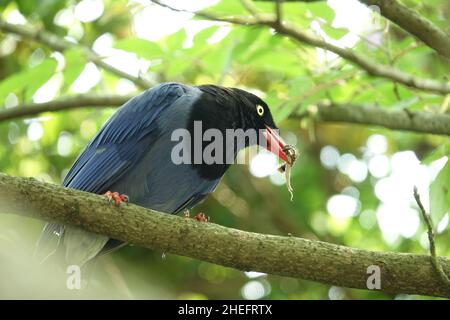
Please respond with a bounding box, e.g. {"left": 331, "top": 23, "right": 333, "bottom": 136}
{"left": 296, "top": 104, "right": 450, "bottom": 136}
{"left": 2, "top": 94, "right": 450, "bottom": 136}
{"left": 166, "top": 1, "right": 450, "bottom": 94}
{"left": 0, "top": 173, "right": 449, "bottom": 297}
{"left": 0, "top": 19, "right": 153, "bottom": 89}
{"left": 257, "top": 0, "right": 450, "bottom": 57}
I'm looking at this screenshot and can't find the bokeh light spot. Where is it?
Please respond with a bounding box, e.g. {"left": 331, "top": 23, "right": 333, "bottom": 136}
{"left": 320, "top": 145, "right": 340, "bottom": 169}
{"left": 27, "top": 122, "right": 44, "bottom": 142}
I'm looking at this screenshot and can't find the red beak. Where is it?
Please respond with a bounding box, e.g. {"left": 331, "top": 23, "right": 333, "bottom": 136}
{"left": 263, "top": 125, "right": 289, "bottom": 164}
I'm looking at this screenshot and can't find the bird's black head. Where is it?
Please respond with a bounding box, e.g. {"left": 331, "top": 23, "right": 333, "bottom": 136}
{"left": 188, "top": 84, "right": 289, "bottom": 179}
{"left": 195, "top": 85, "right": 278, "bottom": 131}
{"left": 227, "top": 87, "right": 278, "bottom": 131}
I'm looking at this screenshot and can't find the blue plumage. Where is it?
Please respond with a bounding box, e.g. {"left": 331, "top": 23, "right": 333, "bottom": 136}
{"left": 63, "top": 83, "right": 217, "bottom": 212}
{"left": 39, "top": 83, "right": 221, "bottom": 265}
{"left": 37, "top": 82, "right": 287, "bottom": 267}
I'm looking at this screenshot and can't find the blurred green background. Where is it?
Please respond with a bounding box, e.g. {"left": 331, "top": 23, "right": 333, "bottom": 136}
{"left": 0, "top": 0, "right": 449, "bottom": 299}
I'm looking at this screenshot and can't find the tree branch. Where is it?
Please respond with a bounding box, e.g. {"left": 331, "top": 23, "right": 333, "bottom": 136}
{"left": 2, "top": 95, "right": 450, "bottom": 136}
{"left": 274, "top": 21, "right": 450, "bottom": 94}
{"left": 295, "top": 103, "right": 450, "bottom": 136}
{"left": 162, "top": 1, "right": 450, "bottom": 94}
{"left": 0, "top": 19, "right": 154, "bottom": 89}
{"left": 0, "top": 95, "right": 132, "bottom": 122}
{"left": 256, "top": 0, "right": 450, "bottom": 58}
{"left": 0, "top": 172, "right": 449, "bottom": 297}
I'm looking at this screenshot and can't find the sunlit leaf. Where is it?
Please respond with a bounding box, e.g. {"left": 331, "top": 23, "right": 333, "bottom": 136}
{"left": 16, "top": 0, "right": 34, "bottom": 15}
{"left": 62, "top": 48, "right": 85, "bottom": 90}
{"left": 273, "top": 76, "right": 314, "bottom": 122}
{"left": 423, "top": 143, "right": 450, "bottom": 165}
{"left": 206, "top": 0, "right": 247, "bottom": 15}
{"left": 321, "top": 25, "right": 348, "bottom": 40}
{"left": 114, "top": 38, "right": 163, "bottom": 60}
{"left": 164, "top": 28, "right": 187, "bottom": 52}
{"left": 307, "top": 2, "right": 335, "bottom": 22}
{"left": 166, "top": 59, "right": 193, "bottom": 79}
{"left": 0, "top": 58, "right": 57, "bottom": 103}
{"left": 430, "top": 159, "right": 450, "bottom": 223}
{"left": 193, "top": 26, "right": 220, "bottom": 47}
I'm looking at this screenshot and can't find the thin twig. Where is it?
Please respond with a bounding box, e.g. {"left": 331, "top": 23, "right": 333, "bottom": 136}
{"left": 149, "top": 0, "right": 450, "bottom": 95}
{"left": 275, "top": 0, "right": 283, "bottom": 25}
{"left": 0, "top": 95, "right": 132, "bottom": 122}
{"left": 256, "top": 0, "right": 450, "bottom": 58}
{"left": 413, "top": 186, "right": 450, "bottom": 288}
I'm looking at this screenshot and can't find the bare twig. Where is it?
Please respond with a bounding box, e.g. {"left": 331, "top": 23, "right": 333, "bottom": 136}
{"left": 275, "top": 0, "right": 283, "bottom": 25}
{"left": 256, "top": 0, "right": 450, "bottom": 58}
{"left": 413, "top": 186, "right": 450, "bottom": 289}
{"left": 0, "top": 19, "right": 154, "bottom": 89}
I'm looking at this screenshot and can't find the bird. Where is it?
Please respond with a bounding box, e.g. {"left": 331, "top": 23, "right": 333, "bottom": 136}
{"left": 36, "top": 82, "right": 291, "bottom": 268}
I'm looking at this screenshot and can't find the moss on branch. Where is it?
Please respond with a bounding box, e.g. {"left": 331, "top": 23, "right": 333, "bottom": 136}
{"left": 0, "top": 173, "right": 449, "bottom": 297}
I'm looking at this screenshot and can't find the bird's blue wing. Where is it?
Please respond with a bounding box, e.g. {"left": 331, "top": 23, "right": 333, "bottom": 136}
{"left": 62, "top": 83, "right": 189, "bottom": 193}
{"left": 36, "top": 83, "right": 193, "bottom": 265}
{"left": 105, "top": 90, "right": 222, "bottom": 215}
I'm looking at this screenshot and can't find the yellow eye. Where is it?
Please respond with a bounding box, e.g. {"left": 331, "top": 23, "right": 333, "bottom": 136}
{"left": 256, "top": 105, "right": 264, "bottom": 117}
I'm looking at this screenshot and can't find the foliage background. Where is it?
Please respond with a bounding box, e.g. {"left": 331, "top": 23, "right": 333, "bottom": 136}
{"left": 0, "top": 0, "right": 449, "bottom": 299}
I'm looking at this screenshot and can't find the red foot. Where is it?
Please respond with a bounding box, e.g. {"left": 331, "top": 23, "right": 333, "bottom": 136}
{"left": 193, "top": 212, "right": 209, "bottom": 222}
{"left": 104, "top": 191, "right": 129, "bottom": 206}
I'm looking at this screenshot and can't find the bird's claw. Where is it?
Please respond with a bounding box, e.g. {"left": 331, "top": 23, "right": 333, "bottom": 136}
{"left": 184, "top": 210, "right": 209, "bottom": 222}
{"left": 104, "top": 191, "right": 129, "bottom": 206}
{"left": 193, "top": 212, "right": 209, "bottom": 222}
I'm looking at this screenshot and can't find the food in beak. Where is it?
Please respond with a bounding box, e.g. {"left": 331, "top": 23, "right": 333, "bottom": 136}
{"left": 263, "top": 126, "right": 298, "bottom": 201}
{"left": 278, "top": 145, "right": 298, "bottom": 201}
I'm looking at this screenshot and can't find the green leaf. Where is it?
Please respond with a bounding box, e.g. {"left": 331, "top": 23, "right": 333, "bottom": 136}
{"left": 232, "top": 28, "right": 270, "bottom": 61}
{"left": 206, "top": 0, "right": 246, "bottom": 15}
{"left": 273, "top": 76, "right": 314, "bottom": 123}
{"left": 16, "top": 0, "right": 35, "bottom": 15}
{"left": 62, "top": 48, "right": 85, "bottom": 90}
{"left": 25, "top": 58, "right": 58, "bottom": 101}
{"left": 321, "top": 25, "right": 348, "bottom": 40}
{"left": 200, "top": 44, "right": 230, "bottom": 76}
{"left": 114, "top": 38, "right": 163, "bottom": 60}
{"left": 430, "top": 159, "right": 450, "bottom": 223}
{"left": 0, "top": 58, "right": 57, "bottom": 103}
{"left": 192, "top": 26, "right": 220, "bottom": 48}
{"left": 308, "top": 2, "right": 335, "bottom": 22}
{"left": 423, "top": 143, "right": 450, "bottom": 165}
{"left": 166, "top": 58, "right": 192, "bottom": 78}
{"left": 164, "top": 29, "right": 187, "bottom": 52}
